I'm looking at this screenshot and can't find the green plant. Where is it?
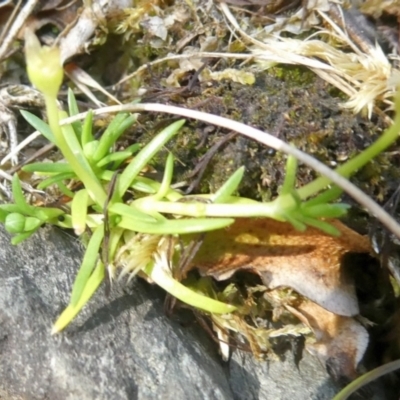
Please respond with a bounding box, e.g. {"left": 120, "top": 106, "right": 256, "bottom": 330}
{"left": 1, "top": 31, "right": 399, "bottom": 334}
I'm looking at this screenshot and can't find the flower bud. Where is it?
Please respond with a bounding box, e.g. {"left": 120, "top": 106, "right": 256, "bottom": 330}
{"left": 25, "top": 30, "right": 63, "bottom": 98}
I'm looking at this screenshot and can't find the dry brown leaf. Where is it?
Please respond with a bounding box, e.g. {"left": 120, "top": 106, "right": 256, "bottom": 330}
{"left": 192, "top": 218, "right": 372, "bottom": 316}
{"left": 286, "top": 300, "right": 369, "bottom": 381}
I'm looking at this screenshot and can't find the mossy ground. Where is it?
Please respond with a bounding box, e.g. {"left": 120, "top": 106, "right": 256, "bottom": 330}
{"left": 121, "top": 63, "right": 400, "bottom": 208}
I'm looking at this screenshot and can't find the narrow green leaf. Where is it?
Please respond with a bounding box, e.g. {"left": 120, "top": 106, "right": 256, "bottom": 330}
{"left": 153, "top": 152, "right": 174, "bottom": 201}
{"left": 303, "top": 186, "right": 343, "bottom": 207}
{"left": 93, "top": 113, "right": 135, "bottom": 162}
{"left": 22, "top": 162, "right": 73, "bottom": 174}
{"left": 0, "top": 207, "right": 8, "bottom": 223}
{"left": 71, "top": 189, "right": 89, "bottom": 235}
{"left": 302, "top": 203, "right": 350, "bottom": 219}
{"left": 81, "top": 110, "right": 94, "bottom": 146}
{"left": 129, "top": 179, "right": 158, "bottom": 194}
{"left": 96, "top": 150, "right": 133, "bottom": 168}
{"left": 118, "top": 119, "right": 186, "bottom": 197}
{"left": 118, "top": 216, "right": 234, "bottom": 234}
{"left": 61, "top": 117, "right": 83, "bottom": 153}
{"left": 124, "top": 143, "right": 141, "bottom": 154}
{"left": 52, "top": 261, "right": 105, "bottom": 333}
{"left": 67, "top": 88, "right": 79, "bottom": 115}
{"left": 33, "top": 207, "right": 65, "bottom": 221}
{"left": 106, "top": 227, "right": 125, "bottom": 263}
{"left": 212, "top": 166, "right": 245, "bottom": 203}
{"left": 99, "top": 171, "right": 182, "bottom": 200}
{"left": 70, "top": 225, "right": 104, "bottom": 306}
{"left": 20, "top": 110, "right": 55, "bottom": 143}
{"left": 108, "top": 143, "right": 141, "bottom": 169}
{"left": 284, "top": 213, "right": 307, "bottom": 231}
{"left": 100, "top": 171, "right": 157, "bottom": 194}
{"left": 144, "top": 262, "right": 236, "bottom": 314}
{"left": 55, "top": 181, "right": 75, "bottom": 198}
{"left": 132, "top": 178, "right": 182, "bottom": 201}
{"left": 12, "top": 175, "right": 35, "bottom": 216}
{"left": 0, "top": 204, "right": 23, "bottom": 214}
{"left": 59, "top": 113, "right": 107, "bottom": 205}
{"left": 67, "top": 88, "right": 82, "bottom": 138}
{"left": 109, "top": 202, "right": 159, "bottom": 223}
{"left": 11, "top": 231, "right": 35, "bottom": 245}
{"left": 280, "top": 155, "right": 298, "bottom": 195}
{"left": 300, "top": 216, "right": 341, "bottom": 236}
{"left": 37, "top": 172, "right": 75, "bottom": 190}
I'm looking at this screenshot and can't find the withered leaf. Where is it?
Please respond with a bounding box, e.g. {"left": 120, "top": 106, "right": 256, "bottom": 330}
{"left": 192, "top": 218, "right": 372, "bottom": 316}
{"left": 286, "top": 300, "right": 369, "bottom": 381}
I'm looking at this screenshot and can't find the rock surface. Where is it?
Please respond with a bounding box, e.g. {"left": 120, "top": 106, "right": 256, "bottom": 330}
{"left": 0, "top": 225, "right": 341, "bottom": 400}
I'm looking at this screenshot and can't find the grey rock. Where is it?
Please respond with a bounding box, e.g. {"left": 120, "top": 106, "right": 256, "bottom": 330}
{"left": 0, "top": 225, "right": 340, "bottom": 400}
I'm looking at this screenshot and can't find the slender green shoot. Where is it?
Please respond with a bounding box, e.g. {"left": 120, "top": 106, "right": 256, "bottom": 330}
{"left": 333, "top": 359, "right": 400, "bottom": 400}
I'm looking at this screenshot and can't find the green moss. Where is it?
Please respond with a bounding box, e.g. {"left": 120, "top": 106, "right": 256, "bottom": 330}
{"left": 268, "top": 65, "right": 316, "bottom": 87}
{"left": 127, "top": 64, "right": 398, "bottom": 205}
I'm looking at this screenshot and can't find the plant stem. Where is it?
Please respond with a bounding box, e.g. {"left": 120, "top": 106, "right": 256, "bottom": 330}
{"left": 298, "top": 112, "right": 400, "bottom": 200}
{"left": 137, "top": 199, "right": 281, "bottom": 219}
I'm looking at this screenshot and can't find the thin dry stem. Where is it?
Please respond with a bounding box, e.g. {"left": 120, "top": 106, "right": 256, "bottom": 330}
{"left": 114, "top": 52, "right": 255, "bottom": 87}
{"left": 0, "top": 0, "right": 40, "bottom": 62}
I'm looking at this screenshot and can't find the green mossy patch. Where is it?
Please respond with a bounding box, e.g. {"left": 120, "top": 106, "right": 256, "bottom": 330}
{"left": 130, "top": 64, "right": 399, "bottom": 205}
